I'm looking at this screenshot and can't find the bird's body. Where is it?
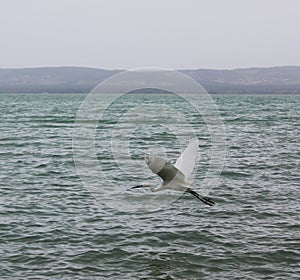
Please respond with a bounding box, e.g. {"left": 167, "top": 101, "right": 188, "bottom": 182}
{"left": 147, "top": 157, "right": 192, "bottom": 192}
{"left": 132, "top": 139, "right": 215, "bottom": 206}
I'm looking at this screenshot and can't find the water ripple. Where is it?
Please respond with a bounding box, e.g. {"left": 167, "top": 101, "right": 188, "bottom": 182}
{"left": 0, "top": 94, "right": 299, "bottom": 279}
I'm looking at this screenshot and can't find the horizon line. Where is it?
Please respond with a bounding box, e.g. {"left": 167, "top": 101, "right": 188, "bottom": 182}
{"left": 1, "top": 65, "right": 300, "bottom": 72}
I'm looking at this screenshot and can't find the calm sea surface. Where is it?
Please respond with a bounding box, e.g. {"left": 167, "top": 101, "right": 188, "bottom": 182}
{"left": 0, "top": 93, "right": 299, "bottom": 279}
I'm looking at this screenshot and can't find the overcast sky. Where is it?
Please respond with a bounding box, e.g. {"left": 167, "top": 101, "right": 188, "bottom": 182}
{"left": 0, "top": 0, "right": 299, "bottom": 70}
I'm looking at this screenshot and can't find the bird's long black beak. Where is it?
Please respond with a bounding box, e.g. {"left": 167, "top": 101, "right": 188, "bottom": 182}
{"left": 130, "top": 185, "right": 144, "bottom": 189}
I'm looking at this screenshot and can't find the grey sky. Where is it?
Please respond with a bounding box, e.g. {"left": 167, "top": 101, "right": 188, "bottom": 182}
{"left": 0, "top": 0, "right": 299, "bottom": 69}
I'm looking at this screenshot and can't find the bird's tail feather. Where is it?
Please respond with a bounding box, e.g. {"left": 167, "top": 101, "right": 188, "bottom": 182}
{"left": 187, "top": 189, "right": 215, "bottom": 207}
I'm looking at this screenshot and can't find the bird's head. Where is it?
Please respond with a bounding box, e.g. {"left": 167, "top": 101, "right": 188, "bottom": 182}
{"left": 144, "top": 156, "right": 166, "bottom": 174}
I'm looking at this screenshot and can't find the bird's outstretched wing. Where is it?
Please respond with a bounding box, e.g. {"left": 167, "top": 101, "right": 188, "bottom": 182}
{"left": 157, "top": 161, "right": 185, "bottom": 183}
{"left": 175, "top": 138, "right": 198, "bottom": 179}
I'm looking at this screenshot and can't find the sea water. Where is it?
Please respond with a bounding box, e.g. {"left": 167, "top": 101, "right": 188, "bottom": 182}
{"left": 0, "top": 93, "right": 299, "bottom": 279}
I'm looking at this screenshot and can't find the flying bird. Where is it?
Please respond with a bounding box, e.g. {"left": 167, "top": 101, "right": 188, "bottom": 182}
{"left": 132, "top": 139, "right": 215, "bottom": 206}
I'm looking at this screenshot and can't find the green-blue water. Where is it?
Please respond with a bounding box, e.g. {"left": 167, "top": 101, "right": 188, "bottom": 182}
{"left": 0, "top": 93, "right": 299, "bottom": 279}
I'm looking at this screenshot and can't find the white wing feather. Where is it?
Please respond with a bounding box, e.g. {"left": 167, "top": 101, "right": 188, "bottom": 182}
{"left": 175, "top": 138, "right": 199, "bottom": 179}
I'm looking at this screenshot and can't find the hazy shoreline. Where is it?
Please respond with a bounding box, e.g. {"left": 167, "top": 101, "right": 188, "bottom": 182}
{"left": 1, "top": 66, "right": 300, "bottom": 94}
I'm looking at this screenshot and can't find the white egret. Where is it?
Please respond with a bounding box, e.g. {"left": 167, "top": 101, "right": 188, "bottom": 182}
{"left": 132, "top": 139, "right": 215, "bottom": 206}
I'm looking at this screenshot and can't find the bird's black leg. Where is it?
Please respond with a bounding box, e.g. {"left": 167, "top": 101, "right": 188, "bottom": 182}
{"left": 186, "top": 188, "right": 215, "bottom": 207}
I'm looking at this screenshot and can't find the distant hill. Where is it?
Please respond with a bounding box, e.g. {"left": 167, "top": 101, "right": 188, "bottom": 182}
{"left": 0, "top": 66, "right": 300, "bottom": 94}
{"left": 182, "top": 66, "right": 300, "bottom": 94}
{"left": 0, "top": 67, "right": 120, "bottom": 93}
